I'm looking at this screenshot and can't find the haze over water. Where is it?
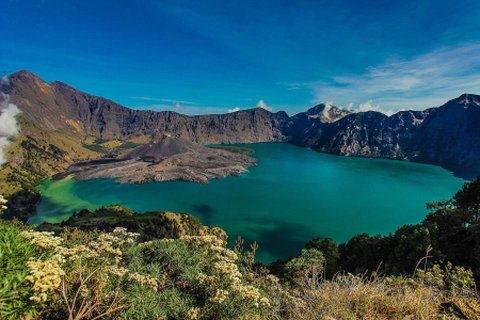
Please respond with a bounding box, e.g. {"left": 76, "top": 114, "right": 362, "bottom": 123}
{"left": 33, "top": 143, "right": 465, "bottom": 262}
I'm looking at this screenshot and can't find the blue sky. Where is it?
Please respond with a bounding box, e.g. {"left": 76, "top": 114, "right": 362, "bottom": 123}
{"left": 1, "top": 0, "right": 480, "bottom": 115}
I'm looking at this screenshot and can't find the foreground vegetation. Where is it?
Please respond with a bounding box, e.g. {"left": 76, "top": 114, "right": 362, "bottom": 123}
{"left": 2, "top": 178, "right": 480, "bottom": 319}
{"left": 2, "top": 219, "right": 479, "bottom": 319}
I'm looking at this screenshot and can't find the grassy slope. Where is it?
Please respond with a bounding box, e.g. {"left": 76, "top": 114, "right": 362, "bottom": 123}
{"left": 0, "top": 109, "right": 152, "bottom": 221}
{"left": 0, "top": 115, "right": 99, "bottom": 195}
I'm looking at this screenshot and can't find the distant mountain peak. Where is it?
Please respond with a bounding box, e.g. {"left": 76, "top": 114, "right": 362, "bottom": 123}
{"left": 440, "top": 93, "right": 480, "bottom": 109}
{"left": 6, "top": 70, "right": 53, "bottom": 96}
{"left": 11, "top": 70, "right": 39, "bottom": 78}
{"left": 456, "top": 93, "right": 480, "bottom": 106}
{"left": 8, "top": 70, "right": 44, "bottom": 86}
{"left": 306, "top": 103, "right": 351, "bottom": 123}
{"left": 8, "top": 70, "right": 46, "bottom": 84}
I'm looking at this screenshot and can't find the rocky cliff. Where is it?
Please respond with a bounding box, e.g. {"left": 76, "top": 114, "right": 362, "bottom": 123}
{"left": 293, "top": 95, "right": 480, "bottom": 179}
{"left": 2, "top": 71, "right": 290, "bottom": 144}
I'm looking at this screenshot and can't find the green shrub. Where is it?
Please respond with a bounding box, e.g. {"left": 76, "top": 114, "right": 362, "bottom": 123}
{"left": 119, "top": 287, "right": 193, "bottom": 320}
{"left": 284, "top": 248, "right": 325, "bottom": 288}
{"left": 0, "top": 220, "right": 42, "bottom": 319}
{"left": 122, "top": 235, "right": 272, "bottom": 320}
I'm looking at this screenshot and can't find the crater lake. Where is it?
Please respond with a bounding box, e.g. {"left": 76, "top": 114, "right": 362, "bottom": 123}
{"left": 32, "top": 143, "right": 466, "bottom": 262}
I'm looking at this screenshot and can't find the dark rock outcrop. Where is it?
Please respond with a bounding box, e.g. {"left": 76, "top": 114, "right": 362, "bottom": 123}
{"left": 410, "top": 94, "right": 480, "bottom": 178}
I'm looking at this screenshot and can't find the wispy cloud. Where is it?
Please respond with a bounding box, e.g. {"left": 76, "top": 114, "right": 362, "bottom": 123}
{"left": 227, "top": 107, "right": 240, "bottom": 113}
{"left": 256, "top": 99, "right": 273, "bottom": 111}
{"left": 351, "top": 101, "right": 397, "bottom": 116}
{"left": 302, "top": 42, "right": 480, "bottom": 113}
{"left": 130, "top": 99, "right": 276, "bottom": 116}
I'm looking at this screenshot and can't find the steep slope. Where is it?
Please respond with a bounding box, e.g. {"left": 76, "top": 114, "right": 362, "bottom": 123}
{"left": 4, "top": 71, "right": 290, "bottom": 144}
{"left": 411, "top": 94, "right": 480, "bottom": 177}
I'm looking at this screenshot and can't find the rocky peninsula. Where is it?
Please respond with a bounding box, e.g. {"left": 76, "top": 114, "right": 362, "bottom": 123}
{"left": 56, "top": 135, "right": 257, "bottom": 184}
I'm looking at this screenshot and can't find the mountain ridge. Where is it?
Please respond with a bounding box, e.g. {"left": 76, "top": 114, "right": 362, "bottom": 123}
{"left": 1, "top": 70, "right": 480, "bottom": 196}
{"left": 4, "top": 70, "right": 291, "bottom": 143}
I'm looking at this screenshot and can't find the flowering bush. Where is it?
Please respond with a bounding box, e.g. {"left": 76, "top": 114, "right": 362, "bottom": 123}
{"left": 0, "top": 195, "right": 7, "bottom": 213}
{"left": 25, "top": 255, "right": 65, "bottom": 302}
{"left": 117, "top": 232, "right": 274, "bottom": 319}
{"left": 18, "top": 226, "right": 159, "bottom": 319}
{"left": 181, "top": 234, "right": 270, "bottom": 318}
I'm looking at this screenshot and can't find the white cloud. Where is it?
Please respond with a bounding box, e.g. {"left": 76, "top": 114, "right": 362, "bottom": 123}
{"left": 174, "top": 102, "right": 184, "bottom": 111}
{"left": 0, "top": 92, "right": 21, "bottom": 165}
{"left": 304, "top": 42, "right": 480, "bottom": 113}
{"left": 227, "top": 107, "right": 240, "bottom": 113}
{"left": 352, "top": 101, "right": 396, "bottom": 116}
{"left": 256, "top": 99, "right": 273, "bottom": 111}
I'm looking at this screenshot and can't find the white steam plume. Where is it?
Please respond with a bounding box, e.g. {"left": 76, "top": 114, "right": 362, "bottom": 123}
{"left": 256, "top": 100, "right": 272, "bottom": 112}
{"left": 0, "top": 88, "right": 21, "bottom": 165}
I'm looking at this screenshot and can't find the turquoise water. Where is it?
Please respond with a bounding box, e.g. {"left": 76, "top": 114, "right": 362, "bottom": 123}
{"left": 33, "top": 143, "right": 466, "bottom": 262}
